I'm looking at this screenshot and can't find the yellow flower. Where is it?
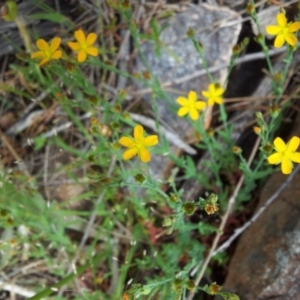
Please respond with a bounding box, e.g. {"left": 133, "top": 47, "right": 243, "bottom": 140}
{"left": 267, "top": 136, "right": 300, "bottom": 175}
{"left": 119, "top": 125, "right": 158, "bottom": 163}
{"left": 266, "top": 13, "right": 300, "bottom": 48}
{"left": 177, "top": 91, "right": 206, "bottom": 121}
{"left": 68, "top": 29, "right": 99, "bottom": 62}
{"left": 31, "top": 37, "right": 62, "bottom": 66}
{"left": 201, "top": 83, "right": 224, "bottom": 106}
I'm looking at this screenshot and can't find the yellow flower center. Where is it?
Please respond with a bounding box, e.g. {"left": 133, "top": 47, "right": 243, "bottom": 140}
{"left": 134, "top": 138, "right": 145, "bottom": 150}
{"left": 280, "top": 26, "right": 289, "bottom": 35}
{"left": 44, "top": 49, "right": 52, "bottom": 58}
{"left": 79, "top": 41, "right": 88, "bottom": 50}
{"left": 282, "top": 149, "right": 292, "bottom": 158}
{"left": 188, "top": 102, "right": 197, "bottom": 110}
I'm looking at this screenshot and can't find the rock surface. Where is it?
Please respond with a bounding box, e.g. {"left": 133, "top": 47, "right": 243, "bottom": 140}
{"left": 223, "top": 114, "right": 300, "bottom": 299}
{"left": 134, "top": 3, "right": 241, "bottom": 178}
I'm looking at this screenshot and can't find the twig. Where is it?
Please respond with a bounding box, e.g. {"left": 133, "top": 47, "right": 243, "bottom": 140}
{"left": 129, "top": 113, "right": 196, "bottom": 155}
{"left": 0, "top": 280, "right": 35, "bottom": 298}
{"left": 43, "top": 145, "right": 51, "bottom": 202}
{"left": 0, "top": 128, "right": 31, "bottom": 178}
{"left": 214, "top": 164, "right": 300, "bottom": 255}
{"left": 187, "top": 137, "right": 261, "bottom": 300}
{"left": 24, "top": 112, "right": 92, "bottom": 147}
{"left": 131, "top": 45, "right": 295, "bottom": 97}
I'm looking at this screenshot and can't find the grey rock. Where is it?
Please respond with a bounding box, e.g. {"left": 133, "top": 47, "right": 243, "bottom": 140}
{"left": 134, "top": 4, "right": 241, "bottom": 178}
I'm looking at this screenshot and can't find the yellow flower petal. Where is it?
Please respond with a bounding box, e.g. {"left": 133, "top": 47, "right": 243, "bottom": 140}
{"left": 123, "top": 148, "right": 137, "bottom": 160}
{"left": 139, "top": 148, "right": 151, "bottom": 163}
{"left": 266, "top": 25, "right": 281, "bottom": 35}
{"left": 274, "top": 34, "right": 285, "bottom": 48}
{"left": 119, "top": 137, "right": 134, "bottom": 147}
{"left": 143, "top": 135, "right": 158, "bottom": 146}
{"left": 51, "top": 50, "right": 62, "bottom": 60}
{"left": 77, "top": 50, "right": 87, "bottom": 62}
{"left": 39, "top": 57, "right": 50, "bottom": 66}
{"left": 177, "top": 107, "right": 189, "bottom": 117}
{"left": 208, "top": 83, "right": 216, "bottom": 94}
{"left": 285, "top": 33, "right": 297, "bottom": 47}
{"left": 214, "top": 97, "right": 223, "bottom": 105}
{"left": 194, "top": 101, "right": 206, "bottom": 110}
{"left": 134, "top": 125, "right": 144, "bottom": 140}
{"left": 287, "top": 136, "right": 300, "bottom": 152}
{"left": 288, "top": 22, "right": 300, "bottom": 33}
{"left": 87, "top": 33, "right": 97, "bottom": 46}
{"left": 31, "top": 51, "right": 45, "bottom": 58}
{"left": 201, "top": 90, "right": 210, "bottom": 99}
{"left": 87, "top": 47, "right": 99, "bottom": 56}
{"left": 189, "top": 108, "right": 199, "bottom": 120}
{"left": 281, "top": 157, "right": 293, "bottom": 174}
{"left": 68, "top": 42, "right": 80, "bottom": 51}
{"left": 50, "top": 37, "right": 61, "bottom": 52}
{"left": 290, "top": 152, "right": 300, "bottom": 163}
{"left": 188, "top": 90, "right": 197, "bottom": 103}
{"left": 267, "top": 153, "right": 282, "bottom": 165}
{"left": 215, "top": 86, "right": 224, "bottom": 96}
{"left": 75, "top": 29, "right": 86, "bottom": 43}
{"left": 273, "top": 137, "right": 286, "bottom": 152}
{"left": 207, "top": 98, "right": 215, "bottom": 106}
{"left": 277, "top": 13, "right": 287, "bottom": 27}
{"left": 177, "top": 97, "right": 188, "bottom": 106}
{"left": 36, "top": 39, "right": 49, "bottom": 51}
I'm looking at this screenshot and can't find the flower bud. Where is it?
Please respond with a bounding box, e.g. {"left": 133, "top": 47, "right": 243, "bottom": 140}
{"left": 274, "top": 72, "right": 281, "bottom": 83}
{"left": 169, "top": 193, "right": 178, "bottom": 202}
{"left": 182, "top": 202, "right": 196, "bottom": 215}
{"left": 186, "top": 279, "right": 195, "bottom": 290}
{"left": 261, "top": 142, "right": 273, "bottom": 153}
{"left": 142, "top": 71, "right": 151, "bottom": 80}
{"left": 162, "top": 217, "right": 172, "bottom": 227}
{"left": 207, "top": 193, "right": 218, "bottom": 204}
{"left": 1, "top": 1, "right": 17, "bottom": 22}
{"left": 246, "top": 4, "right": 255, "bottom": 14}
{"left": 134, "top": 173, "right": 146, "bottom": 184}
{"left": 110, "top": 142, "right": 120, "bottom": 150}
{"left": 162, "top": 215, "right": 176, "bottom": 227}
{"left": 122, "top": 292, "right": 131, "bottom": 300}
{"left": 232, "top": 44, "right": 241, "bottom": 55}
{"left": 187, "top": 28, "right": 195, "bottom": 38}
{"left": 253, "top": 126, "right": 261, "bottom": 135}
{"left": 173, "top": 279, "right": 182, "bottom": 292}
{"left": 255, "top": 111, "right": 263, "bottom": 118}
{"left": 232, "top": 146, "right": 242, "bottom": 154}
{"left": 0, "top": 209, "right": 9, "bottom": 217}
{"left": 207, "top": 128, "right": 214, "bottom": 136}
{"left": 122, "top": 0, "right": 130, "bottom": 8}
{"left": 99, "top": 123, "right": 112, "bottom": 137}
{"left": 113, "top": 105, "right": 121, "bottom": 113}
{"left": 270, "top": 104, "right": 281, "bottom": 119}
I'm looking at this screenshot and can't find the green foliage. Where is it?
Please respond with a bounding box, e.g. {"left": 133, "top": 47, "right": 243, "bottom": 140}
{"left": 0, "top": 1, "right": 299, "bottom": 299}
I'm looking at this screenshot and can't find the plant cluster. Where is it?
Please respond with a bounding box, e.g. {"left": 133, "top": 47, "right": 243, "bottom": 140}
{"left": 0, "top": 1, "right": 300, "bottom": 300}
